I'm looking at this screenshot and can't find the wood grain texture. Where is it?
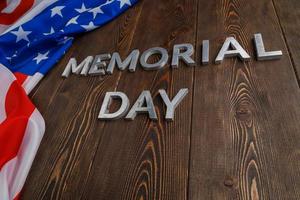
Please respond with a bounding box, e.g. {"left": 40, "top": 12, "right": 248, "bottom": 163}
{"left": 272, "top": 0, "right": 300, "bottom": 84}
{"left": 21, "top": 0, "right": 300, "bottom": 199}
{"left": 23, "top": 4, "right": 143, "bottom": 199}
{"left": 80, "top": 0, "right": 197, "bottom": 199}
{"left": 189, "top": 0, "right": 300, "bottom": 200}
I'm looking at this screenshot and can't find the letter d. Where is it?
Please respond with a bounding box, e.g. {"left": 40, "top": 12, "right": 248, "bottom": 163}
{"left": 98, "top": 92, "right": 129, "bottom": 120}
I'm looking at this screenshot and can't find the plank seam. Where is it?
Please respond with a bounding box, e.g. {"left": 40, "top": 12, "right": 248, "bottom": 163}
{"left": 187, "top": 0, "right": 200, "bottom": 199}
{"left": 271, "top": 0, "right": 300, "bottom": 88}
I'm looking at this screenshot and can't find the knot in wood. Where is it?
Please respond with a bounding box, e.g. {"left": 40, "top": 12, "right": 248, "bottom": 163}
{"left": 235, "top": 106, "right": 252, "bottom": 121}
{"left": 224, "top": 176, "right": 235, "bottom": 187}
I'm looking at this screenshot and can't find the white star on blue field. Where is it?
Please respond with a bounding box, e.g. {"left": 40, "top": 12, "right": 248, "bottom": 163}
{"left": 0, "top": 0, "right": 137, "bottom": 76}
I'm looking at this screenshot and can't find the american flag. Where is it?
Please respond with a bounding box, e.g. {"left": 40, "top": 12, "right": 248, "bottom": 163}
{"left": 0, "top": 0, "right": 137, "bottom": 199}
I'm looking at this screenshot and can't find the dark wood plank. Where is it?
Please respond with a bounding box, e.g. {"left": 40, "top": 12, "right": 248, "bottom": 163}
{"left": 189, "top": 0, "right": 300, "bottom": 199}
{"left": 21, "top": 0, "right": 300, "bottom": 199}
{"left": 272, "top": 0, "right": 300, "bottom": 84}
{"left": 80, "top": 0, "right": 197, "bottom": 199}
{"left": 22, "top": 5, "right": 143, "bottom": 199}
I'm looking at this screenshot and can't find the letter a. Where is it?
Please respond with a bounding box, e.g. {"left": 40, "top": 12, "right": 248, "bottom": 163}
{"left": 125, "top": 91, "right": 157, "bottom": 120}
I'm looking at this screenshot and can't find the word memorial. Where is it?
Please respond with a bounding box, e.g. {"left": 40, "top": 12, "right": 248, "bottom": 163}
{"left": 62, "top": 33, "right": 283, "bottom": 121}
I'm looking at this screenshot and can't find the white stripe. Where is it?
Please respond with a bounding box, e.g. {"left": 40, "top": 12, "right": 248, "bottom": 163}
{"left": 0, "top": 25, "right": 9, "bottom": 33}
{"left": 1, "top": 0, "right": 58, "bottom": 35}
{"left": 0, "top": 158, "right": 13, "bottom": 200}
{"left": 22, "top": 72, "right": 44, "bottom": 94}
{"left": 2, "top": 0, "right": 22, "bottom": 14}
{"left": 0, "top": 64, "right": 16, "bottom": 123}
{"left": 0, "top": 0, "right": 45, "bottom": 33}
{"left": 0, "top": 109, "right": 45, "bottom": 200}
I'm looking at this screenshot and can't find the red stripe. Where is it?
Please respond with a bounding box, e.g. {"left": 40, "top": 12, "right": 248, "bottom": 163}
{"left": 0, "top": 81, "right": 35, "bottom": 170}
{"left": 13, "top": 192, "right": 21, "bottom": 200}
{"left": 14, "top": 72, "right": 28, "bottom": 85}
{"left": 0, "top": 0, "right": 34, "bottom": 25}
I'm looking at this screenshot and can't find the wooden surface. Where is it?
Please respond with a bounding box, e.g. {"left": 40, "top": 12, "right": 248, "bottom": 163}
{"left": 22, "top": 0, "right": 300, "bottom": 199}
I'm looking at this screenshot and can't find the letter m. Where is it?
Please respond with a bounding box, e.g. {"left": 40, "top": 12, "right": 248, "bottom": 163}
{"left": 62, "top": 56, "right": 94, "bottom": 77}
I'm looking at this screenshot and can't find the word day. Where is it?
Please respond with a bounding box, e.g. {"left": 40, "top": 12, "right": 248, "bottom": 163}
{"left": 62, "top": 33, "right": 282, "bottom": 77}
{"left": 99, "top": 89, "right": 189, "bottom": 121}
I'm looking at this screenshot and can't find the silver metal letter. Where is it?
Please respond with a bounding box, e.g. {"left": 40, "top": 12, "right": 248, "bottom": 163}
{"left": 140, "top": 47, "right": 168, "bottom": 70}
{"left": 125, "top": 91, "right": 157, "bottom": 120}
{"left": 159, "top": 88, "right": 188, "bottom": 121}
{"left": 98, "top": 92, "right": 129, "bottom": 120}
{"left": 62, "top": 56, "right": 93, "bottom": 77}
{"left": 171, "top": 43, "right": 195, "bottom": 68}
{"left": 254, "top": 33, "right": 282, "bottom": 61}
{"left": 202, "top": 40, "right": 209, "bottom": 65}
{"left": 106, "top": 50, "right": 140, "bottom": 74}
{"left": 215, "top": 37, "right": 250, "bottom": 64}
{"left": 89, "top": 54, "right": 111, "bottom": 76}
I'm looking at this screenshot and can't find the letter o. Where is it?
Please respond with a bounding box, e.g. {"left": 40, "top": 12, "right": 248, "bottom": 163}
{"left": 140, "top": 47, "right": 168, "bottom": 70}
